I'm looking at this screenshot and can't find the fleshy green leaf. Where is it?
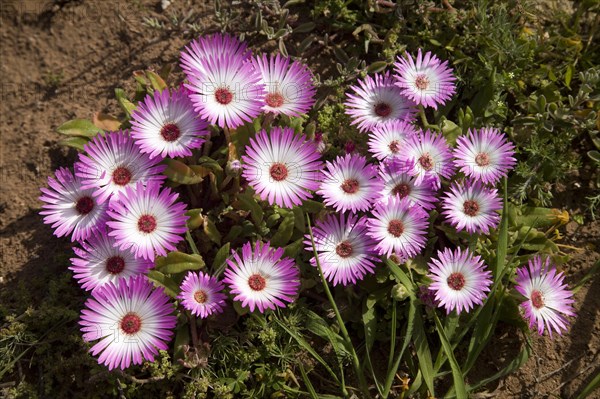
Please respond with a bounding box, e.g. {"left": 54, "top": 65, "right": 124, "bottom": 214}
{"left": 56, "top": 119, "right": 103, "bottom": 137}
{"left": 146, "top": 70, "right": 168, "bottom": 92}
{"left": 163, "top": 159, "right": 205, "bottom": 185}
{"left": 155, "top": 251, "right": 205, "bottom": 274}
{"left": 203, "top": 217, "right": 222, "bottom": 245}
{"left": 58, "top": 136, "right": 89, "bottom": 151}
{"left": 147, "top": 270, "right": 180, "bottom": 298}
{"left": 270, "top": 213, "right": 295, "bottom": 247}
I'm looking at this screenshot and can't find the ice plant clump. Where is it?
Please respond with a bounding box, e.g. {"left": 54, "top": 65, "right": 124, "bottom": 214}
{"left": 427, "top": 248, "right": 493, "bottom": 314}
{"left": 107, "top": 181, "right": 188, "bottom": 261}
{"left": 178, "top": 271, "right": 227, "bottom": 319}
{"left": 344, "top": 71, "right": 417, "bottom": 133}
{"left": 224, "top": 241, "right": 300, "bottom": 313}
{"left": 242, "top": 127, "right": 323, "bottom": 208}
{"left": 515, "top": 256, "right": 576, "bottom": 337}
{"left": 393, "top": 48, "right": 456, "bottom": 109}
{"left": 453, "top": 127, "right": 517, "bottom": 185}
{"left": 79, "top": 275, "right": 176, "bottom": 370}
{"left": 305, "top": 213, "right": 379, "bottom": 286}
{"left": 39, "top": 167, "right": 109, "bottom": 242}
{"left": 130, "top": 87, "right": 210, "bottom": 159}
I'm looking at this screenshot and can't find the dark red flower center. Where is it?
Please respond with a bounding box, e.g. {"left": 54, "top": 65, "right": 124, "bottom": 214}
{"left": 75, "top": 196, "right": 94, "bottom": 215}
{"left": 120, "top": 312, "right": 142, "bottom": 335}
{"left": 269, "top": 162, "right": 288, "bottom": 181}
{"left": 387, "top": 219, "right": 405, "bottom": 237}
{"left": 160, "top": 123, "right": 181, "bottom": 142}
{"left": 341, "top": 178, "right": 360, "bottom": 194}
{"left": 248, "top": 274, "right": 266, "bottom": 291}
{"left": 475, "top": 152, "right": 490, "bottom": 167}
{"left": 215, "top": 87, "right": 233, "bottom": 105}
{"left": 392, "top": 183, "right": 411, "bottom": 198}
{"left": 374, "top": 102, "right": 392, "bottom": 117}
{"left": 112, "top": 166, "right": 132, "bottom": 186}
{"left": 463, "top": 200, "right": 480, "bottom": 217}
{"left": 415, "top": 74, "right": 429, "bottom": 90}
{"left": 531, "top": 290, "right": 545, "bottom": 309}
{"left": 388, "top": 140, "right": 401, "bottom": 153}
{"left": 446, "top": 272, "right": 466, "bottom": 291}
{"left": 266, "top": 92, "right": 284, "bottom": 108}
{"left": 137, "top": 214, "right": 157, "bottom": 234}
{"left": 418, "top": 153, "right": 434, "bottom": 171}
{"left": 335, "top": 241, "right": 353, "bottom": 258}
{"left": 106, "top": 256, "right": 125, "bottom": 274}
{"left": 194, "top": 290, "right": 207, "bottom": 304}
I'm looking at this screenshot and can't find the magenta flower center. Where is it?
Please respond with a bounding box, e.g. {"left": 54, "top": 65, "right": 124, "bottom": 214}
{"left": 388, "top": 140, "right": 401, "bottom": 153}
{"left": 160, "top": 123, "right": 181, "bottom": 142}
{"left": 75, "top": 196, "right": 94, "bottom": 215}
{"left": 194, "top": 290, "right": 207, "bottom": 304}
{"left": 137, "top": 214, "right": 157, "bottom": 234}
{"left": 475, "top": 152, "right": 491, "bottom": 167}
{"left": 392, "top": 183, "right": 411, "bottom": 198}
{"left": 387, "top": 219, "right": 405, "bottom": 237}
{"left": 374, "top": 102, "right": 392, "bottom": 117}
{"left": 341, "top": 178, "right": 360, "bottom": 194}
{"left": 415, "top": 74, "right": 430, "bottom": 90}
{"left": 531, "top": 290, "right": 545, "bottom": 309}
{"left": 248, "top": 274, "right": 267, "bottom": 291}
{"left": 335, "top": 241, "right": 353, "bottom": 258}
{"left": 105, "top": 256, "right": 125, "bottom": 274}
{"left": 418, "top": 153, "right": 434, "bottom": 171}
{"left": 446, "top": 272, "right": 466, "bottom": 291}
{"left": 215, "top": 87, "right": 233, "bottom": 105}
{"left": 266, "top": 92, "right": 284, "bottom": 108}
{"left": 112, "top": 166, "right": 132, "bottom": 186}
{"left": 269, "top": 162, "right": 288, "bottom": 181}
{"left": 463, "top": 200, "right": 480, "bottom": 217}
{"left": 120, "top": 312, "right": 142, "bottom": 335}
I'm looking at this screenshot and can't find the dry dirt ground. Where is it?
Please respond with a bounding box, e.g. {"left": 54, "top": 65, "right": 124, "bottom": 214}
{"left": 0, "top": 1, "right": 598, "bottom": 398}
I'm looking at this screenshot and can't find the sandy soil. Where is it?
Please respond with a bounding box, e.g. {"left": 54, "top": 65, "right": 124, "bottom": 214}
{"left": 0, "top": 1, "right": 598, "bottom": 397}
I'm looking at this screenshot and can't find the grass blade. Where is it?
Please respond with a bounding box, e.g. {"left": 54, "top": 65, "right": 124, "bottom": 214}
{"left": 433, "top": 312, "right": 467, "bottom": 399}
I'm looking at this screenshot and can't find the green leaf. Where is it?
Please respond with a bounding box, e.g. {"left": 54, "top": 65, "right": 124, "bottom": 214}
{"left": 294, "top": 22, "right": 315, "bottom": 33}
{"left": 292, "top": 207, "right": 306, "bottom": 233}
{"left": 147, "top": 270, "right": 180, "bottom": 298}
{"left": 56, "top": 119, "right": 103, "bottom": 137}
{"left": 284, "top": 238, "right": 303, "bottom": 258}
{"left": 236, "top": 190, "right": 264, "bottom": 225}
{"left": 270, "top": 213, "right": 295, "bottom": 247}
{"left": 367, "top": 60, "right": 388, "bottom": 74}
{"left": 163, "top": 159, "right": 205, "bottom": 185}
{"left": 146, "top": 70, "right": 167, "bottom": 92}
{"left": 173, "top": 324, "right": 190, "bottom": 360}
{"left": 196, "top": 156, "right": 223, "bottom": 173}
{"left": 383, "top": 297, "right": 415, "bottom": 397}
{"left": 58, "top": 136, "right": 89, "bottom": 151}
{"left": 115, "top": 88, "right": 136, "bottom": 117}
{"left": 413, "top": 304, "right": 435, "bottom": 397}
{"left": 203, "top": 217, "right": 221, "bottom": 245}
{"left": 433, "top": 313, "right": 467, "bottom": 399}
{"left": 565, "top": 64, "right": 574, "bottom": 88}
{"left": 441, "top": 119, "right": 462, "bottom": 145}
{"left": 274, "top": 318, "right": 341, "bottom": 385}
{"left": 185, "top": 209, "right": 204, "bottom": 230}
{"left": 298, "top": 363, "right": 319, "bottom": 399}
{"left": 495, "top": 178, "right": 509, "bottom": 280}
{"left": 212, "top": 243, "right": 231, "bottom": 271}
{"left": 301, "top": 199, "right": 325, "bottom": 214}
{"left": 155, "top": 251, "right": 205, "bottom": 274}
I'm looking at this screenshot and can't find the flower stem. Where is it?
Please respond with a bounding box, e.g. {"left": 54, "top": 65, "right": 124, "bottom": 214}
{"left": 307, "top": 215, "right": 372, "bottom": 399}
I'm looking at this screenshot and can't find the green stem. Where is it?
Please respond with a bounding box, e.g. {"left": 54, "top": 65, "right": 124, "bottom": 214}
{"left": 387, "top": 299, "right": 397, "bottom": 373}
{"left": 185, "top": 230, "right": 200, "bottom": 255}
{"left": 307, "top": 215, "right": 371, "bottom": 399}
